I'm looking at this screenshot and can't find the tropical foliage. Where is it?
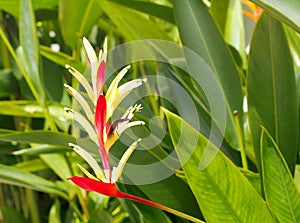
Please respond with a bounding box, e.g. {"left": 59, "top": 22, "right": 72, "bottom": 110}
{"left": 0, "top": 0, "right": 300, "bottom": 222}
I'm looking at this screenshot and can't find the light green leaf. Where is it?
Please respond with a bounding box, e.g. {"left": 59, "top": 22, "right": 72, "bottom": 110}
{"left": 224, "top": 0, "right": 246, "bottom": 67}
{"left": 261, "top": 128, "right": 300, "bottom": 223}
{"left": 251, "top": 0, "right": 300, "bottom": 33}
{"left": 210, "top": 0, "right": 230, "bottom": 32}
{"left": 164, "top": 108, "right": 275, "bottom": 223}
{"left": 0, "top": 0, "right": 58, "bottom": 18}
{"left": 40, "top": 154, "right": 73, "bottom": 181}
{"left": 40, "top": 46, "right": 86, "bottom": 72}
{"left": 97, "top": 0, "right": 173, "bottom": 41}
{"left": 19, "top": 0, "right": 45, "bottom": 105}
{"left": 247, "top": 13, "right": 298, "bottom": 173}
{"left": 58, "top": 0, "right": 103, "bottom": 48}
{"left": 173, "top": 0, "right": 243, "bottom": 149}
{"left": 0, "top": 164, "right": 67, "bottom": 199}
{"left": 13, "top": 158, "right": 48, "bottom": 172}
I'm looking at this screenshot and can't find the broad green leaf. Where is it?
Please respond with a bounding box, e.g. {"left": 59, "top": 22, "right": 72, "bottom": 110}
{"left": 19, "top": 0, "right": 45, "bottom": 105}
{"left": 261, "top": 128, "right": 300, "bottom": 222}
{"left": 13, "top": 158, "right": 48, "bottom": 172}
{"left": 251, "top": 0, "right": 300, "bottom": 33}
{"left": 0, "top": 0, "right": 58, "bottom": 18}
{"left": 224, "top": 0, "right": 246, "bottom": 67}
{"left": 110, "top": 0, "right": 174, "bottom": 24}
{"left": 247, "top": 13, "right": 298, "bottom": 173}
{"left": 97, "top": 0, "right": 173, "bottom": 41}
{"left": 0, "top": 100, "right": 68, "bottom": 119}
{"left": 210, "top": 0, "right": 230, "bottom": 32}
{"left": 58, "top": 0, "right": 103, "bottom": 49}
{"left": 0, "top": 164, "right": 67, "bottom": 199}
{"left": 173, "top": 0, "right": 243, "bottom": 149}
{"left": 40, "top": 46, "right": 86, "bottom": 72}
{"left": 164, "top": 108, "right": 275, "bottom": 223}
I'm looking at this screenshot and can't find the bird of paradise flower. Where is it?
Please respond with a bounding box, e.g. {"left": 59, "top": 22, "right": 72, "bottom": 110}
{"left": 64, "top": 38, "right": 204, "bottom": 223}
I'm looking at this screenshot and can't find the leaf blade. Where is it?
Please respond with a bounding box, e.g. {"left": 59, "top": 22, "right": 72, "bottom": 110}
{"left": 164, "top": 108, "right": 275, "bottom": 223}
{"left": 261, "top": 128, "right": 300, "bottom": 222}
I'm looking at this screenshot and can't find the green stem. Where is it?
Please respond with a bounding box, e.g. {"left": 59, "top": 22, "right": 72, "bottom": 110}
{"left": 233, "top": 110, "right": 248, "bottom": 170}
{"left": 25, "top": 189, "right": 40, "bottom": 223}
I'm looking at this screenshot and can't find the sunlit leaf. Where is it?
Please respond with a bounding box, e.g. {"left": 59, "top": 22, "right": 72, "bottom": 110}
{"left": 261, "top": 128, "right": 300, "bottom": 222}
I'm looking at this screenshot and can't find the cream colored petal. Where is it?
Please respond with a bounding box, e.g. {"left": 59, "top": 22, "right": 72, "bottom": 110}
{"left": 69, "top": 143, "right": 108, "bottom": 182}
{"left": 111, "top": 139, "right": 141, "bottom": 183}
{"left": 65, "top": 64, "right": 95, "bottom": 104}
{"left": 64, "top": 84, "right": 94, "bottom": 122}
{"left": 83, "top": 37, "right": 98, "bottom": 96}
{"left": 64, "top": 108, "right": 98, "bottom": 143}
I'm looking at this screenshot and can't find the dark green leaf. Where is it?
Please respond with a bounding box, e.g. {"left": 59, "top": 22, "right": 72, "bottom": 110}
{"left": 174, "top": 0, "right": 243, "bottom": 149}
{"left": 247, "top": 13, "right": 298, "bottom": 173}
{"left": 110, "top": 0, "right": 174, "bottom": 24}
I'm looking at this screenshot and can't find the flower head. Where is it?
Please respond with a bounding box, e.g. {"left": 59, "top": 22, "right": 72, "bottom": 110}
{"left": 65, "top": 37, "right": 146, "bottom": 184}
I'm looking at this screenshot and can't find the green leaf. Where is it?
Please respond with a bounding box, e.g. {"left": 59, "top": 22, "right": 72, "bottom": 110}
{"left": 210, "top": 0, "right": 230, "bottom": 32}
{"left": 0, "top": 206, "right": 29, "bottom": 223}
{"left": 13, "top": 158, "right": 48, "bottom": 172}
{"left": 173, "top": 0, "right": 243, "bottom": 149}
{"left": 58, "top": 0, "right": 103, "bottom": 48}
{"left": 163, "top": 108, "right": 275, "bottom": 223}
{"left": 49, "top": 199, "right": 61, "bottom": 223}
{"left": 0, "top": 130, "right": 97, "bottom": 154}
{"left": 0, "top": 100, "right": 68, "bottom": 119}
{"left": 247, "top": 13, "right": 298, "bottom": 173}
{"left": 109, "top": 0, "right": 174, "bottom": 24}
{"left": 40, "top": 46, "right": 86, "bottom": 72}
{"left": 224, "top": 0, "right": 246, "bottom": 67}
{"left": 97, "top": 0, "right": 173, "bottom": 41}
{"left": 19, "top": 0, "right": 45, "bottom": 104}
{"left": 40, "top": 154, "right": 73, "bottom": 182}
{"left": 13, "top": 145, "right": 70, "bottom": 156}
{"left": 0, "top": 69, "right": 18, "bottom": 97}
{"left": 0, "top": 0, "right": 58, "bottom": 18}
{"left": 261, "top": 128, "right": 300, "bottom": 222}
{"left": 251, "top": 0, "right": 300, "bottom": 33}
{"left": 0, "top": 163, "right": 67, "bottom": 199}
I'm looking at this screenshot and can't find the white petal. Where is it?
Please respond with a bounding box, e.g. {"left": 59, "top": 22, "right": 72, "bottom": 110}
{"left": 116, "top": 121, "right": 145, "bottom": 136}
{"left": 109, "top": 78, "right": 146, "bottom": 116}
{"left": 64, "top": 84, "right": 94, "bottom": 122}
{"left": 64, "top": 107, "right": 98, "bottom": 143}
{"left": 65, "top": 64, "right": 95, "bottom": 104}
{"left": 69, "top": 143, "right": 107, "bottom": 182}
{"left": 111, "top": 139, "right": 141, "bottom": 183}
{"left": 83, "top": 37, "right": 98, "bottom": 97}
{"left": 106, "top": 65, "right": 131, "bottom": 119}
